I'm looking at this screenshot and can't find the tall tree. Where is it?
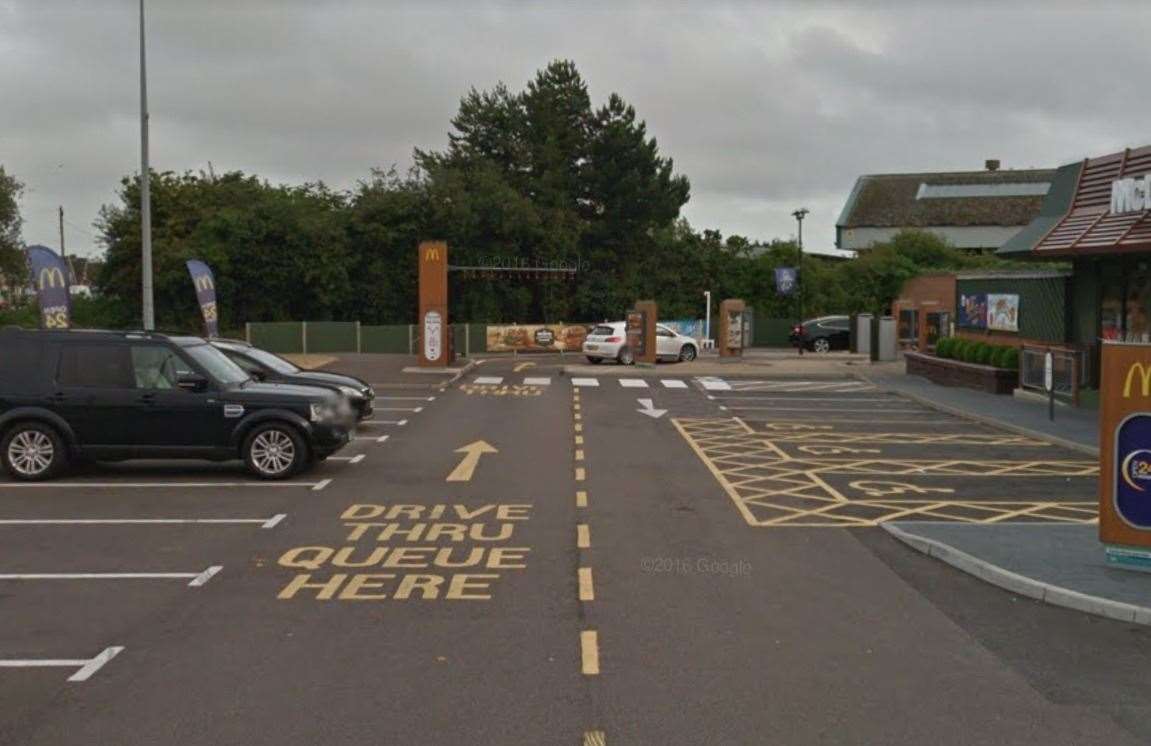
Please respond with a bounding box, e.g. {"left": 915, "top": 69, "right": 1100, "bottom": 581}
{"left": 0, "top": 166, "right": 24, "bottom": 283}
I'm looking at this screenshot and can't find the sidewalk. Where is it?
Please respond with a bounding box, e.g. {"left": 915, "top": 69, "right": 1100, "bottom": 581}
{"left": 858, "top": 361, "right": 1099, "bottom": 455}
{"left": 863, "top": 360, "right": 1151, "bottom": 627}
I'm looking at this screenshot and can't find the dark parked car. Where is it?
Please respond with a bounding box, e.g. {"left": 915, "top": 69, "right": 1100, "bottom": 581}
{"left": 789, "top": 315, "right": 851, "bottom": 353}
{"left": 211, "top": 339, "right": 375, "bottom": 420}
{"left": 0, "top": 329, "right": 354, "bottom": 481}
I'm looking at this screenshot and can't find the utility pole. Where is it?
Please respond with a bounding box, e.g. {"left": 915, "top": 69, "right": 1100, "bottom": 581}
{"left": 139, "top": 0, "right": 154, "bottom": 330}
{"left": 792, "top": 208, "right": 808, "bottom": 356}
{"left": 58, "top": 206, "right": 65, "bottom": 258}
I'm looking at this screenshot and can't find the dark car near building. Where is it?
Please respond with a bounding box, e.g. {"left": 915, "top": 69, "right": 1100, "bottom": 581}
{"left": 210, "top": 339, "right": 375, "bottom": 420}
{"left": 789, "top": 315, "right": 852, "bottom": 352}
{"left": 0, "top": 329, "right": 353, "bottom": 481}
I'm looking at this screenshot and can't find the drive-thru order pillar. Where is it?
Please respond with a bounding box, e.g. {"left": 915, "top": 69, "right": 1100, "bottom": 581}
{"left": 418, "top": 241, "right": 451, "bottom": 367}
{"left": 718, "top": 299, "right": 746, "bottom": 358}
{"left": 1099, "top": 341, "right": 1151, "bottom": 571}
{"left": 628, "top": 300, "right": 658, "bottom": 366}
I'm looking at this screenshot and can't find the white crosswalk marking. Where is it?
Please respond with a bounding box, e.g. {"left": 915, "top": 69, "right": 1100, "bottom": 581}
{"left": 619, "top": 379, "right": 648, "bottom": 388}
{"left": 725, "top": 379, "right": 875, "bottom": 393}
{"left": 661, "top": 379, "right": 688, "bottom": 388}
{"left": 571, "top": 378, "right": 600, "bottom": 387}
{"left": 523, "top": 377, "right": 551, "bottom": 386}
{"left": 474, "top": 376, "right": 504, "bottom": 385}
{"left": 698, "top": 378, "right": 732, "bottom": 391}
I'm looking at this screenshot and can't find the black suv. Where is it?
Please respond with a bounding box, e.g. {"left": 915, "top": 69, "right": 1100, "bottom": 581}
{"left": 0, "top": 329, "right": 354, "bottom": 481}
{"left": 210, "top": 339, "right": 375, "bottom": 420}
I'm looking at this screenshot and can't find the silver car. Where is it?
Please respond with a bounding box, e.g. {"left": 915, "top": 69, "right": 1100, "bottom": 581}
{"left": 582, "top": 321, "right": 700, "bottom": 365}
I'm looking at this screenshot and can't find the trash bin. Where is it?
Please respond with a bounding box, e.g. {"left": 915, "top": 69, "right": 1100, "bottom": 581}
{"left": 855, "top": 313, "right": 873, "bottom": 357}
{"left": 876, "top": 316, "right": 897, "bottom": 362}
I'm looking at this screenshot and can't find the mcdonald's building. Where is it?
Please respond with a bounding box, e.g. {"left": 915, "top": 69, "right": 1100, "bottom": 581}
{"left": 1000, "top": 144, "right": 1151, "bottom": 393}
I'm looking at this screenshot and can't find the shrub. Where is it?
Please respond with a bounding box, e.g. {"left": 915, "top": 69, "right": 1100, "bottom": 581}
{"left": 999, "top": 347, "right": 1019, "bottom": 370}
{"left": 978, "top": 344, "right": 997, "bottom": 366}
{"left": 935, "top": 337, "right": 952, "bottom": 358}
{"left": 964, "top": 342, "right": 984, "bottom": 364}
{"left": 951, "top": 339, "right": 968, "bottom": 361}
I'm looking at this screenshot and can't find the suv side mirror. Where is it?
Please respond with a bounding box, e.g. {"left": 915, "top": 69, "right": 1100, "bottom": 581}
{"left": 177, "top": 373, "right": 209, "bottom": 392}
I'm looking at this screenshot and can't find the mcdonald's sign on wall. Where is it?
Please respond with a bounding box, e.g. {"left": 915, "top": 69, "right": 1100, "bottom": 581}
{"left": 1099, "top": 342, "right": 1151, "bottom": 565}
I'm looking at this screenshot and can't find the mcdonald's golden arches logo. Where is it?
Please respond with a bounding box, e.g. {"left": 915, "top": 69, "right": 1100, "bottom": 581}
{"left": 1123, "top": 363, "right": 1151, "bottom": 398}
{"left": 38, "top": 266, "right": 66, "bottom": 290}
{"left": 424, "top": 246, "right": 441, "bottom": 262}
{"left": 195, "top": 274, "right": 215, "bottom": 292}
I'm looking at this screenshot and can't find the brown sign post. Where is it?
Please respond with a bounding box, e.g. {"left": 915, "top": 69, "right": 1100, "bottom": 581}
{"left": 1099, "top": 342, "right": 1151, "bottom": 570}
{"left": 718, "top": 299, "right": 746, "bottom": 358}
{"left": 418, "top": 241, "right": 451, "bottom": 367}
{"left": 627, "top": 300, "right": 658, "bottom": 366}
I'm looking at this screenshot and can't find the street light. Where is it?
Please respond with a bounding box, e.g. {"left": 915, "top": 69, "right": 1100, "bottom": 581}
{"left": 792, "top": 208, "right": 808, "bottom": 356}
{"left": 139, "top": 0, "right": 154, "bottom": 330}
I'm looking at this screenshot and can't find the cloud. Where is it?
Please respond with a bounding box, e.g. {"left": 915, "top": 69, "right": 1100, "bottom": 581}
{"left": 2, "top": 1, "right": 1150, "bottom": 259}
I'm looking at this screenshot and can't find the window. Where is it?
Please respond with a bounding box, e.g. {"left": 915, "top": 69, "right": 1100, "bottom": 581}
{"left": 182, "top": 343, "right": 250, "bottom": 386}
{"left": 590, "top": 325, "right": 615, "bottom": 336}
{"left": 131, "top": 345, "right": 190, "bottom": 390}
{"left": 57, "top": 344, "right": 133, "bottom": 388}
{"left": 0, "top": 338, "right": 43, "bottom": 381}
{"left": 656, "top": 327, "right": 675, "bottom": 338}
{"left": 239, "top": 347, "right": 300, "bottom": 374}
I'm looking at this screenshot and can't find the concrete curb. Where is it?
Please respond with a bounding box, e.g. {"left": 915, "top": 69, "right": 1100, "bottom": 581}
{"left": 852, "top": 370, "right": 1098, "bottom": 457}
{"left": 882, "top": 523, "right": 1151, "bottom": 626}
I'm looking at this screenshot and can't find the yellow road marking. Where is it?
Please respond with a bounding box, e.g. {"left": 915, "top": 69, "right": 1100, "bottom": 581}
{"left": 576, "top": 467, "right": 586, "bottom": 481}
{"left": 573, "top": 403, "right": 581, "bottom": 412}
{"left": 514, "top": 362, "right": 535, "bottom": 372}
{"left": 580, "top": 630, "right": 600, "bottom": 675}
{"left": 578, "top": 567, "right": 595, "bottom": 601}
{"left": 672, "top": 419, "right": 758, "bottom": 526}
{"left": 574, "top": 423, "right": 583, "bottom": 433}
{"left": 575, "top": 435, "right": 584, "bottom": 445}
{"left": 583, "top": 731, "right": 607, "bottom": 746}
{"left": 576, "top": 490, "right": 588, "bottom": 507}
{"left": 575, "top": 449, "right": 585, "bottom": 461}
{"left": 445, "top": 440, "right": 498, "bottom": 482}
{"left": 808, "top": 471, "right": 849, "bottom": 503}
{"left": 577, "top": 524, "right": 590, "bottom": 548}
{"left": 574, "top": 413, "right": 582, "bottom": 421}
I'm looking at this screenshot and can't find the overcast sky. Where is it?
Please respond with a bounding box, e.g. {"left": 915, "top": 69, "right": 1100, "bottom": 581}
{"left": 3, "top": 1, "right": 1150, "bottom": 258}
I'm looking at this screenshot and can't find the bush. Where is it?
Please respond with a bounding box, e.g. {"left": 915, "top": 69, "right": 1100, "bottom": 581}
{"left": 951, "top": 339, "right": 967, "bottom": 361}
{"left": 964, "top": 342, "right": 983, "bottom": 364}
{"left": 978, "top": 344, "right": 997, "bottom": 366}
{"left": 934, "top": 337, "right": 952, "bottom": 358}
{"left": 999, "top": 347, "right": 1019, "bottom": 370}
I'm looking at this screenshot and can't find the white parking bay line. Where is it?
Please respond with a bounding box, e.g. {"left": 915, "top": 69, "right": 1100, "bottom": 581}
{"left": 619, "top": 379, "right": 648, "bottom": 388}
{"left": 0, "top": 481, "right": 324, "bottom": 490}
{"left": 474, "top": 376, "right": 504, "bottom": 384}
{"left": 0, "top": 565, "right": 223, "bottom": 587}
{"left": 661, "top": 379, "right": 688, "bottom": 388}
{"left": 361, "top": 420, "right": 406, "bottom": 425}
{"left": 524, "top": 377, "right": 552, "bottom": 386}
{"left": 376, "top": 396, "right": 436, "bottom": 401}
{"left": 0, "top": 646, "right": 125, "bottom": 683}
{"left": 312, "top": 479, "right": 332, "bottom": 491}
{"left": 0, "top": 515, "right": 287, "bottom": 529}
{"left": 571, "top": 378, "right": 600, "bottom": 387}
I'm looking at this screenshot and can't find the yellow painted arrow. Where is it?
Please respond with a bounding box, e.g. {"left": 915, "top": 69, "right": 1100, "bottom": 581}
{"left": 514, "top": 361, "right": 536, "bottom": 372}
{"left": 446, "top": 440, "right": 499, "bottom": 482}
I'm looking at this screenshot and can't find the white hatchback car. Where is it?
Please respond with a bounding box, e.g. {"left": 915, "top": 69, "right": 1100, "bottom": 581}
{"left": 582, "top": 322, "right": 700, "bottom": 365}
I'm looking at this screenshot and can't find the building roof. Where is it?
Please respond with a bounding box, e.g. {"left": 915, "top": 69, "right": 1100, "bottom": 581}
{"left": 837, "top": 167, "right": 1056, "bottom": 230}
{"left": 999, "top": 145, "right": 1151, "bottom": 257}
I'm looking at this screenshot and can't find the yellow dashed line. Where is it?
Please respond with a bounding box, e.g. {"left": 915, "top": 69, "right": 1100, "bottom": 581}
{"left": 583, "top": 731, "right": 607, "bottom": 746}
{"left": 575, "top": 449, "right": 585, "bottom": 461}
{"left": 575, "top": 435, "right": 584, "bottom": 445}
{"left": 576, "top": 490, "right": 588, "bottom": 507}
{"left": 574, "top": 423, "right": 583, "bottom": 433}
{"left": 574, "top": 413, "right": 582, "bottom": 421}
{"left": 578, "top": 567, "right": 595, "bottom": 601}
{"left": 576, "top": 467, "right": 586, "bottom": 481}
{"left": 577, "top": 524, "right": 590, "bottom": 548}
{"left": 580, "top": 630, "right": 600, "bottom": 675}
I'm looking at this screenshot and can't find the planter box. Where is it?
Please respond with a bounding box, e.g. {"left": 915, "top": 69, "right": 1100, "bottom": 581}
{"left": 904, "top": 351, "right": 1019, "bottom": 395}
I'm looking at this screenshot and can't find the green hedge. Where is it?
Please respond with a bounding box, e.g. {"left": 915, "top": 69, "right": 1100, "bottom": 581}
{"left": 933, "top": 337, "right": 1018, "bottom": 370}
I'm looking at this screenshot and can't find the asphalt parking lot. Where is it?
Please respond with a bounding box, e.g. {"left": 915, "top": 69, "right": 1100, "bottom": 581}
{"left": 1, "top": 357, "right": 1149, "bottom": 745}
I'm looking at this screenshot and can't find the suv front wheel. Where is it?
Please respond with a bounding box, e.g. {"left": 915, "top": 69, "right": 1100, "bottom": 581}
{"left": 2, "top": 422, "right": 67, "bottom": 481}
{"left": 243, "top": 423, "right": 307, "bottom": 480}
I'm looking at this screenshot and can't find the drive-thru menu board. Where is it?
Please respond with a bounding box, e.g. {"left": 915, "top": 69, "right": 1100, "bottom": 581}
{"left": 1099, "top": 342, "right": 1151, "bottom": 569}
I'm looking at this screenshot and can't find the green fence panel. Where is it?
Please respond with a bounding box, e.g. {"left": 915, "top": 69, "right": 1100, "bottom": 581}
{"left": 306, "top": 322, "right": 358, "bottom": 353}
{"left": 468, "top": 323, "right": 488, "bottom": 354}
{"left": 360, "top": 324, "right": 411, "bottom": 354}
{"left": 752, "top": 316, "right": 793, "bottom": 347}
{"left": 451, "top": 324, "right": 468, "bottom": 357}
{"left": 249, "top": 322, "right": 304, "bottom": 354}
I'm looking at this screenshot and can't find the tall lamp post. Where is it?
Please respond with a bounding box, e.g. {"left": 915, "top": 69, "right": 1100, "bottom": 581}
{"left": 139, "top": 0, "right": 154, "bottom": 330}
{"left": 792, "top": 208, "right": 808, "bottom": 355}
{"left": 703, "top": 290, "right": 712, "bottom": 346}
